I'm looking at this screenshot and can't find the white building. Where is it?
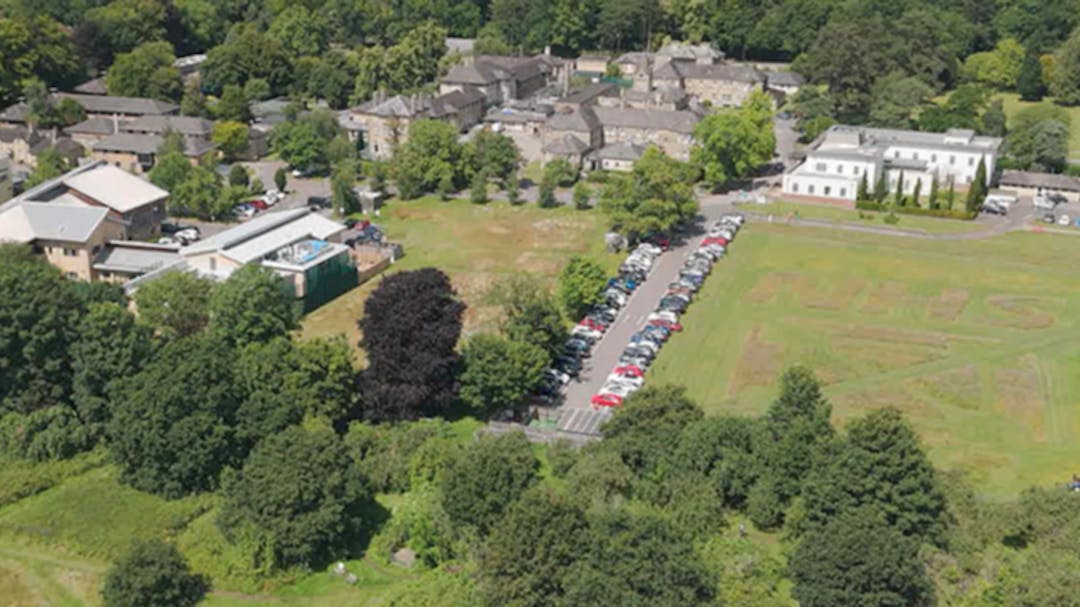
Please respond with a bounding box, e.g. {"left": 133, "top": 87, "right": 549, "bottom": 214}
{"left": 782, "top": 125, "right": 1002, "bottom": 202}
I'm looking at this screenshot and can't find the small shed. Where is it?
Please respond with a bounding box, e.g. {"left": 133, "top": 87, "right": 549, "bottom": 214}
{"left": 392, "top": 547, "right": 416, "bottom": 569}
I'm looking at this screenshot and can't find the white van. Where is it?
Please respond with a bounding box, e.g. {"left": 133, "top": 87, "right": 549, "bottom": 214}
{"left": 985, "top": 194, "right": 1017, "bottom": 209}
{"left": 1034, "top": 194, "right": 1056, "bottom": 210}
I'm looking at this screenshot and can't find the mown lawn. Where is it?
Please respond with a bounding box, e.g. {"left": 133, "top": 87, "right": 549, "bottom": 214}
{"left": 750, "top": 200, "right": 986, "bottom": 234}
{"left": 300, "top": 196, "right": 618, "bottom": 352}
{"left": 650, "top": 223, "right": 1080, "bottom": 498}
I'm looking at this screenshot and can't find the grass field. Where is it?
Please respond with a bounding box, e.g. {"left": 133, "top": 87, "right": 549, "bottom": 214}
{"left": 996, "top": 92, "right": 1080, "bottom": 159}
{"left": 749, "top": 201, "right": 987, "bottom": 234}
{"left": 301, "top": 196, "right": 616, "bottom": 351}
{"left": 650, "top": 223, "right": 1080, "bottom": 498}
{"left": 0, "top": 419, "right": 487, "bottom": 605}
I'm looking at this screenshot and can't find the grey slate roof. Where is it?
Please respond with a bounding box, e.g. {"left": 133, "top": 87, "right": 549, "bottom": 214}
{"left": 121, "top": 115, "right": 214, "bottom": 137}
{"left": 74, "top": 78, "right": 108, "bottom": 95}
{"left": 547, "top": 106, "right": 600, "bottom": 133}
{"left": 999, "top": 169, "right": 1080, "bottom": 192}
{"left": 55, "top": 93, "right": 178, "bottom": 116}
{"left": 654, "top": 62, "right": 765, "bottom": 84}
{"left": 0, "top": 202, "right": 110, "bottom": 243}
{"left": 0, "top": 126, "right": 43, "bottom": 145}
{"left": 560, "top": 82, "right": 618, "bottom": 105}
{"left": 66, "top": 117, "right": 119, "bottom": 136}
{"left": 93, "top": 133, "right": 215, "bottom": 157}
{"left": 766, "top": 71, "right": 805, "bottom": 87}
{"left": 589, "top": 142, "right": 647, "bottom": 161}
{"left": 93, "top": 242, "right": 181, "bottom": 273}
{"left": 430, "top": 88, "right": 485, "bottom": 117}
{"left": 543, "top": 134, "right": 590, "bottom": 155}
{"left": 592, "top": 107, "right": 699, "bottom": 134}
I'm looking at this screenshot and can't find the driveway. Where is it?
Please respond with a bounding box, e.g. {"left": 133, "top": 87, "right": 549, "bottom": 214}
{"left": 559, "top": 205, "right": 728, "bottom": 411}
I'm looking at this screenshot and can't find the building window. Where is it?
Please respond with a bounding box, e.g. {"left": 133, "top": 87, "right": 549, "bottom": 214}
{"left": 966, "top": 176, "right": 972, "bottom": 183}
{"left": 837, "top": 165, "right": 843, "bottom": 174}
{"left": 931, "top": 154, "right": 937, "bottom": 162}
{"left": 815, "top": 162, "right": 826, "bottom": 172}
{"left": 913, "top": 152, "right": 919, "bottom": 160}
{"left": 209, "top": 258, "right": 217, "bottom": 272}
{"left": 791, "top": 183, "right": 799, "bottom": 193}
{"left": 92, "top": 245, "right": 101, "bottom": 255}
{"left": 63, "top": 248, "right": 78, "bottom": 257}
{"left": 840, "top": 188, "right": 847, "bottom": 197}
{"left": 968, "top": 157, "right": 974, "bottom": 166}
{"left": 894, "top": 151, "right": 900, "bottom": 158}
{"left": 950, "top": 155, "right": 955, "bottom": 165}
{"left": 824, "top": 186, "right": 832, "bottom": 196}
{"left": 808, "top": 185, "right": 815, "bottom": 194}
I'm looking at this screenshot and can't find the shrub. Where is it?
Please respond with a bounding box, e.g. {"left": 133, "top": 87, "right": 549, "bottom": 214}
{"left": 855, "top": 200, "right": 976, "bottom": 220}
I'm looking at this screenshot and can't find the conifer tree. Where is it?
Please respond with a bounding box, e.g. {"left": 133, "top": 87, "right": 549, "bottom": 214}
{"left": 893, "top": 171, "right": 905, "bottom": 206}
{"left": 928, "top": 176, "right": 939, "bottom": 210}
{"left": 857, "top": 173, "right": 869, "bottom": 201}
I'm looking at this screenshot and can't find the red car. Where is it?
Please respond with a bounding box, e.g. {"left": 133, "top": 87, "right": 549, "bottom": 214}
{"left": 613, "top": 365, "right": 644, "bottom": 378}
{"left": 643, "top": 234, "right": 671, "bottom": 250}
{"left": 591, "top": 393, "right": 624, "bottom": 408}
{"left": 701, "top": 237, "right": 729, "bottom": 247}
{"left": 648, "top": 319, "right": 683, "bottom": 332}
{"left": 579, "top": 317, "right": 607, "bottom": 331}
{"left": 250, "top": 199, "right": 269, "bottom": 211}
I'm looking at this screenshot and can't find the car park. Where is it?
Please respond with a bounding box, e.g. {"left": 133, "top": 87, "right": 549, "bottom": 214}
{"left": 591, "top": 393, "right": 623, "bottom": 408}
{"left": 648, "top": 318, "right": 682, "bottom": 332}
{"left": 607, "top": 372, "right": 644, "bottom": 388}
{"left": 571, "top": 325, "right": 602, "bottom": 341}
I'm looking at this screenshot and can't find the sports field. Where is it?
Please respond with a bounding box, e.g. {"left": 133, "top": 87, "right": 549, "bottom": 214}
{"left": 650, "top": 223, "right": 1080, "bottom": 498}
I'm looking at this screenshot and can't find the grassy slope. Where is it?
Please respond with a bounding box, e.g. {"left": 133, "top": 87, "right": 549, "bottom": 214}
{"left": 300, "top": 196, "right": 618, "bottom": 352}
{"left": 996, "top": 92, "right": 1080, "bottom": 159}
{"left": 750, "top": 201, "right": 986, "bottom": 234}
{"left": 650, "top": 223, "right": 1080, "bottom": 498}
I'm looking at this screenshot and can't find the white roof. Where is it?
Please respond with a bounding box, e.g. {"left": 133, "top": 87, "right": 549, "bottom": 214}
{"left": 181, "top": 208, "right": 345, "bottom": 264}
{"left": 0, "top": 203, "right": 109, "bottom": 243}
{"left": 63, "top": 164, "right": 168, "bottom": 213}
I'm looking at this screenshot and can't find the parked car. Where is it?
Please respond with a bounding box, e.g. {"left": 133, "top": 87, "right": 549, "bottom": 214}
{"left": 1059, "top": 214, "right": 1072, "bottom": 226}
{"left": 641, "top": 233, "right": 671, "bottom": 250}
{"left": 565, "top": 339, "right": 591, "bottom": 358}
{"left": 250, "top": 199, "right": 269, "bottom": 211}
{"left": 648, "top": 318, "right": 683, "bottom": 332}
{"left": 571, "top": 325, "right": 602, "bottom": 342}
{"left": 613, "top": 364, "right": 644, "bottom": 378}
{"left": 591, "top": 393, "right": 623, "bottom": 408}
{"left": 292, "top": 167, "right": 317, "bottom": 178}
{"left": 233, "top": 203, "right": 256, "bottom": 218}
{"left": 545, "top": 368, "right": 571, "bottom": 386}
{"left": 308, "top": 195, "right": 331, "bottom": 209}
{"left": 607, "top": 373, "right": 644, "bottom": 388}
{"left": 1042, "top": 213, "right": 1057, "bottom": 224}
{"left": 648, "top": 310, "right": 679, "bottom": 324}
{"left": 980, "top": 202, "right": 1006, "bottom": 215}
{"left": 600, "top": 382, "right": 637, "bottom": 399}
{"left": 702, "top": 236, "right": 729, "bottom": 247}
{"left": 579, "top": 317, "right": 607, "bottom": 332}
{"left": 157, "top": 236, "right": 179, "bottom": 245}
{"left": 659, "top": 296, "right": 688, "bottom": 313}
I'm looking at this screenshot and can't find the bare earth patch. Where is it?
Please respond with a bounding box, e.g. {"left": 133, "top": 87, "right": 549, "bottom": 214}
{"left": 994, "top": 354, "right": 1046, "bottom": 441}
{"left": 729, "top": 326, "right": 782, "bottom": 395}
{"left": 861, "top": 281, "right": 908, "bottom": 314}
{"left": 801, "top": 279, "right": 867, "bottom": 311}
{"left": 986, "top": 296, "right": 1060, "bottom": 330}
{"left": 927, "top": 289, "right": 971, "bottom": 322}
{"left": 908, "top": 364, "right": 982, "bottom": 411}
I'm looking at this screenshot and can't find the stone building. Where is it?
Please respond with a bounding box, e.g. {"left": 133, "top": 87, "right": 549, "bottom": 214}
{"left": 540, "top": 104, "right": 699, "bottom": 166}
{"left": 441, "top": 54, "right": 562, "bottom": 108}
{"left": 652, "top": 62, "right": 765, "bottom": 107}
{"left": 344, "top": 89, "right": 485, "bottom": 160}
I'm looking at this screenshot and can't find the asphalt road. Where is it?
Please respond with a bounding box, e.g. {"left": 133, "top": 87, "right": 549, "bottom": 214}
{"left": 560, "top": 204, "right": 728, "bottom": 410}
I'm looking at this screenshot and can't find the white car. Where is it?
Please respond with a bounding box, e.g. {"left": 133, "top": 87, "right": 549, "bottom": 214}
{"left": 545, "top": 368, "right": 571, "bottom": 386}
{"left": 1059, "top": 214, "right": 1071, "bottom": 226}
{"left": 571, "top": 325, "right": 603, "bottom": 341}
{"left": 720, "top": 214, "right": 745, "bottom": 227}
{"left": 174, "top": 228, "right": 200, "bottom": 243}
{"left": 607, "top": 373, "right": 644, "bottom": 388}
{"left": 648, "top": 310, "right": 679, "bottom": 324}
{"left": 709, "top": 228, "right": 735, "bottom": 240}
{"left": 626, "top": 252, "right": 654, "bottom": 266}
{"left": 157, "top": 236, "right": 178, "bottom": 245}
{"left": 600, "top": 382, "right": 637, "bottom": 399}
{"left": 635, "top": 243, "right": 662, "bottom": 256}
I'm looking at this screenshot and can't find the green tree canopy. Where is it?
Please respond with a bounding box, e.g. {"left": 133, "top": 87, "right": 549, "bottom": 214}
{"left": 213, "top": 122, "right": 250, "bottom": 161}
{"left": 692, "top": 90, "right": 775, "bottom": 188}
{"left": 961, "top": 38, "right": 1025, "bottom": 89}
{"left": 489, "top": 274, "right": 566, "bottom": 359}
{"left": 557, "top": 254, "right": 607, "bottom": 320}
{"left": 790, "top": 508, "right": 933, "bottom": 607}
{"left": 459, "top": 333, "right": 548, "bottom": 416}
{"left": 393, "top": 119, "right": 466, "bottom": 199}
{"left": 439, "top": 431, "right": 539, "bottom": 531}
{"left": 133, "top": 270, "right": 214, "bottom": 340}
{"left": 108, "top": 334, "right": 242, "bottom": 498}
{"left": 106, "top": 40, "right": 182, "bottom": 101}
{"left": 218, "top": 424, "right": 369, "bottom": 569}
{"left": 802, "top": 407, "right": 946, "bottom": 543}
{"left": 101, "top": 539, "right": 207, "bottom": 607}
{"left": 598, "top": 147, "right": 699, "bottom": 240}
{"left": 209, "top": 265, "right": 299, "bottom": 348}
